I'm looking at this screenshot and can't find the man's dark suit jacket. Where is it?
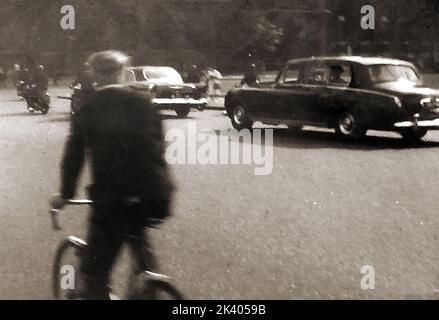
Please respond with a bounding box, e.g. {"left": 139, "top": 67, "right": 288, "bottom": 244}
{"left": 60, "top": 85, "right": 174, "bottom": 209}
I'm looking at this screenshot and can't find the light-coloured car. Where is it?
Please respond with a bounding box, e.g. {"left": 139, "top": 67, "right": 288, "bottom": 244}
{"left": 123, "top": 66, "right": 208, "bottom": 118}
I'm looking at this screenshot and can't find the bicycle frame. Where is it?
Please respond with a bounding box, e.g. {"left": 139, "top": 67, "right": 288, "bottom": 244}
{"left": 50, "top": 199, "right": 184, "bottom": 300}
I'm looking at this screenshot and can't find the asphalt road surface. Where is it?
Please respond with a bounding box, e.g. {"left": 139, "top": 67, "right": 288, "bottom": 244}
{"left": 1, "top": 87, "right": 439, "bottom": 300}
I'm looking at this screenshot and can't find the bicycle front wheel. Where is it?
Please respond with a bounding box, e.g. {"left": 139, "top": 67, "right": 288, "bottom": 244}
{"left": 52, "top": 237, "right": 87, "bottom": 300}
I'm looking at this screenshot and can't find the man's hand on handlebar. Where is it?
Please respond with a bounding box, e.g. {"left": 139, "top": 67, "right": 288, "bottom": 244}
{"left": 50, "top": 194, "right": 68, "bottom": 210}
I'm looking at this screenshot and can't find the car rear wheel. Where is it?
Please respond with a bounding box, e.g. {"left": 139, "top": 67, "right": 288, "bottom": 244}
{"left": 230, "top": 104, "right": 253, "bottom": 130}
{"left": 175, "top": 108, "right": 190, "bottom": 118}
{"left": 335, "top": 111, "right": 367, "bottom": 139}
{"left": 400, "top": 128, "right": 427, "bottom": 143}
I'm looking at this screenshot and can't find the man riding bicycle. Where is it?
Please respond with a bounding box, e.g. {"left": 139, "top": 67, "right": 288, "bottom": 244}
{"left": 50, "top": 50, "right": 174, "bottom": 299}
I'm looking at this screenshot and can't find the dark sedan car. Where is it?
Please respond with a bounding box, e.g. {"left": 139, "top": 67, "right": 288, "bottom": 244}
{"left": 225, "top": 56, "right": 439, "bottom": 142}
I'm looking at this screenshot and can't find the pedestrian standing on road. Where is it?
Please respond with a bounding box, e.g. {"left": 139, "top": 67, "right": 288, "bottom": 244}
{"left": 50, "top": 50, "right": 174, "bottom": 299}
{"left": 205, "top": 67, "right": 222, "bottom": 100}
{"left": 240, "top": 63, "right": 260, "bottom": 87}
{"left": 186, "top": 64, "right": 201, "bottom": 84}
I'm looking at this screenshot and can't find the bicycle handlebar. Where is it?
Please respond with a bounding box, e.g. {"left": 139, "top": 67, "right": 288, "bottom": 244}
{"left": 50, "top": 199, "right": 92, "bottom": 231}
{"left": 67, "top": 199, "right": 93, "bottom": 206}
{"left": 50, "top": 199, "right": 161, "bottom": 231}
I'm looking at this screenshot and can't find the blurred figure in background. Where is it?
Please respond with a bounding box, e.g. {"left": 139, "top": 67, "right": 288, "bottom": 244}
{"left": 70, "top": 62, "right": 95, "bottom": 115}
{"left": 72, "top": 62, "right": 94, "bottom": 92}
{"left": 203, "top": 66, "right": 222, "bottom": 99}
{"left": 10, "top": 64, "right": 21, "bottom": 87}
{"left": 32, "top": 65, "right": 49, "bottom": 92}
{"left": 241, "top": 63, "right": 260, "bottom": 87}
{"left": 17, "top": 66, "right": 31, "bottom": 98}
{"left": 186, "top": 64, "right": 201, "bottom": 84}
{"left": 0, "top": 65, "right": 6, "bottom": 88}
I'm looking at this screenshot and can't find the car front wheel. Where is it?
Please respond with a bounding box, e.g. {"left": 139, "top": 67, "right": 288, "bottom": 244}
{"left": 230, "top": 104, "right": 253, "bottom": 130}
{"left": 335, "top": 111, "right": 367, "bottom": 139}
{"left": 400, "top": 128, "right": 427, "bottom": 143}
{"left": 175, "top": 108, "right": 190, "bottom": 118}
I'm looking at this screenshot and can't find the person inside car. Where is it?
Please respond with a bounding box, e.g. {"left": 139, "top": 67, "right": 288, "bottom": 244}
{"left": 329, "top": 65, "right": 349, "bottom": 86}
{"left": 50, "top": 50, "right": 174, "bottom": 299}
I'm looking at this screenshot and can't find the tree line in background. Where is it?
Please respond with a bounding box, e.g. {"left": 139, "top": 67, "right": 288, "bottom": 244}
{"left": 0, "top": 0, "right": 438, "bottom": 76}
{"left": 0, "top": 0, "right": 286, "bottom": 75}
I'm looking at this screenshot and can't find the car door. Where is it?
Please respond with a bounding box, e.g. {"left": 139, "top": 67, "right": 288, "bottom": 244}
{"left": 293, "top": 61, "right": 331, "bottom": 124}
{"left": 269, "top": 62, "right": 314, "bottom": 123}
{"left": 316, "top": 61, "right": 355, "bottom": 124}
{"left": 319, "top": 61, "right": 366, "bottom": 123}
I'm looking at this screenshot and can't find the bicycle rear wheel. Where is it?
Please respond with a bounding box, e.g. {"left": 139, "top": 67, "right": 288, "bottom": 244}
{"left": 52, "top": 237, "right": 87, "bottom": 300}
{"left": 126, "top": 271, "right": 184, "bottom": 300}
{"left": 142, "top": 279, "right": 185, "bottom": 300}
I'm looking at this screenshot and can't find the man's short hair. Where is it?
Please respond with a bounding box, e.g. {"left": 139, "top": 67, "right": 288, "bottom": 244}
{"left": 87, "top": 50, "right": 130, "bottom": 77}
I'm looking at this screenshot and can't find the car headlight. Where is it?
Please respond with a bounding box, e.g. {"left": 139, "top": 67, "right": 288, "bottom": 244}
{"left": 420, "top": 97, "right": 431, "bottom": 107}
{"left": 149, "top": 84, "right": 157, "bottom": 98}
{"left": 420, "top": 97, "right": 439, "bottom": 108}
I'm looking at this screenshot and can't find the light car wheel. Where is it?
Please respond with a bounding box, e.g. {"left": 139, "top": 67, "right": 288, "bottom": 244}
{"left": 335, "top": 111, "right": 367, "bottom": 139}
{"left": 230, "top": 104, "right": 253, "bottom": 130}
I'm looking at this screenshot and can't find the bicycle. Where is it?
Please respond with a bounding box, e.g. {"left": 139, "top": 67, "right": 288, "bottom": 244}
{"left": 50, "top": 199, "right": 185, "bottom": 300}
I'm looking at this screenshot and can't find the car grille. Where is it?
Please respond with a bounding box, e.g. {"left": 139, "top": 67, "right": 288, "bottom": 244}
{"left": 156, "top": 88, "right": 199, "bottom": 99}
{"left": 420, "top": 97, "right": 439, "bottom": 114}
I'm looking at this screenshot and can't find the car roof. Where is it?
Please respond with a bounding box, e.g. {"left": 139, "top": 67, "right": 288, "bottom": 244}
{"left": 127, "top": 66, "right": 176, "bottom": 70}
{"left": 286, "top": 56, "right": 415, "bottom": 67}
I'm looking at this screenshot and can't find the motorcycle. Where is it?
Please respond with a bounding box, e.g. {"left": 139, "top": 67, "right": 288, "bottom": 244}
{"left": 16, "top": 81, "right": 27, "bottom": 99}
{"left": 20, "top": 81, "right": 51, "bottom": 115}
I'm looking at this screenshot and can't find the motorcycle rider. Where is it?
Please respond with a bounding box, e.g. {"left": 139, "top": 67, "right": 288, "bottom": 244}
{"left": 26, "top": 65, "right": 49, "bottom": 112}
{"left": 70, "top": 63, "right": 95, "bottom": 115}
{"left": 72, "top": 62, "right": 94, "bottom": 92}
{"left": 17, "top": 67, "right": 31, "bottom": 98}
{"left": 33, "top": 65, "right": 49, "bottom": 91}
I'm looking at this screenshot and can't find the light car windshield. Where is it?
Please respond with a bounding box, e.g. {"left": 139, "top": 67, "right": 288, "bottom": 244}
{"left": 368, "top": 64, "right": 419, "bottom": 83}
{"left": 142, "top": 67, "right": 184, "bottom": 84}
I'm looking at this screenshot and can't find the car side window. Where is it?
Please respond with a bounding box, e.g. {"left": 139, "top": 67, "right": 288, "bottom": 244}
{"left": 283, "top": 64, "right": 301, "bottom": 84}
{"left": 123, "top": 70, "right": 136, "bottom": 82}
{"left": 327, "top": 63, "right": 352, "bottom": 87}
{"left": 303, "top": 62, "right": 329, "bottom": 85}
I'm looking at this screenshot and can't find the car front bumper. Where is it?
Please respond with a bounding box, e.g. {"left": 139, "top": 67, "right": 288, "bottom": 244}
{"left": 394, "top": 118, "right": 439, "bottom": 129}
{"left": 151, "top": 97, "right": 208, "bottom": 109}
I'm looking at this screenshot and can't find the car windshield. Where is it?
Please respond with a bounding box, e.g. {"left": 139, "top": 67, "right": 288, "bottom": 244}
{"left": 127, "top": 67, "right": 184, "bottom": 84}
{"left": 368, "top": 64, "right": 419, "bottom": 83}
{"left": 142, "top": 67, "right": 184, "bottom": 84}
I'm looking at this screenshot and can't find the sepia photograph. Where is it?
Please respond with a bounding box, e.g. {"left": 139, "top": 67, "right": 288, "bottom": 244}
{"left": 0, "top": 0, "right": 439, "bottom": 307}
